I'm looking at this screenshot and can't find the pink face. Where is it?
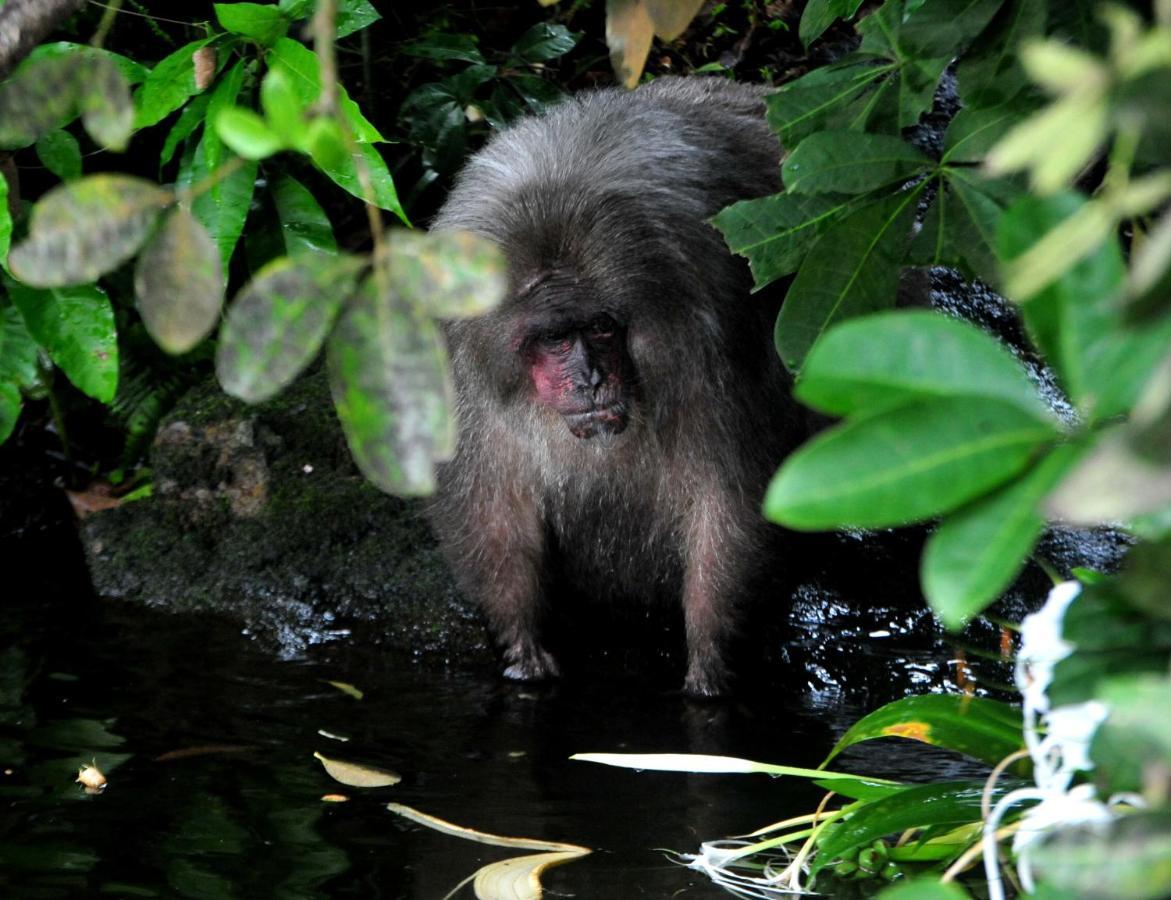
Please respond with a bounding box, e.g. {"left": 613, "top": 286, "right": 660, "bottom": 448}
{"left": 520, "top": 316, "right": 631, "bottom": 439}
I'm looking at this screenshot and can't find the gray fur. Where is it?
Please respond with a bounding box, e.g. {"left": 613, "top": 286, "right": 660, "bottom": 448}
{"left": 429, "top": 77, "right": 797, "bottom": 696}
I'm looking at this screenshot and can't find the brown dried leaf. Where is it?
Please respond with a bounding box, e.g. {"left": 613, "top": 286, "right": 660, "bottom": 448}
{"left": 606, "top": 0, "right": 655, "bottom": 89}
{"left": 135, "top": 206, "right": 225, "bottom": 354}
{"left": 314, "top": 752, "right": 401, "bottom": 788}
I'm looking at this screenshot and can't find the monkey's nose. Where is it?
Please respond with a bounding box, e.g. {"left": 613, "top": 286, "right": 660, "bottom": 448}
{"left": 589, "top": 368, "right": 603, "bottom": 389}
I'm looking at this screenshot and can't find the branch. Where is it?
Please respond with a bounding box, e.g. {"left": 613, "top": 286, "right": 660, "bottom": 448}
{"left": 0, "top": 0, "right": 87, "bottom": 80}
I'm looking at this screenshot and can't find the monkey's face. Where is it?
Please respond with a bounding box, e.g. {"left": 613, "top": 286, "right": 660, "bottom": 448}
{"left": 517, "top": 312, "right": 633, "bottom": 440}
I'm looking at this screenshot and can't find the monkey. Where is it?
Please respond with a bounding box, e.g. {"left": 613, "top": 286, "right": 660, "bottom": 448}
{"left": 428, "top": 76, "right": 799, "bottom": 697}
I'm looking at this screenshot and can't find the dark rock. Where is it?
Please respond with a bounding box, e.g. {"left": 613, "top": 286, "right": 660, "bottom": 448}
{"left": 81, "top": 370, "right": 489, "bottom": 663}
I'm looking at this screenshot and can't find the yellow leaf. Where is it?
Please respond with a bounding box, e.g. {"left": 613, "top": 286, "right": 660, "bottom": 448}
{"left": 314, "top": 752, "right": 400, "bottom": 787}
{"left": 324, "top": 680, "right": 364, "bottom": 700}
{"left": 644, "top": 0, "right": 705, "bottom": 40}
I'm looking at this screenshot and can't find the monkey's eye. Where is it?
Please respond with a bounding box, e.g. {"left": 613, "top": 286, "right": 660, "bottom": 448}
{"left": 587, "top": 315, "right": 617, "bottom": 338}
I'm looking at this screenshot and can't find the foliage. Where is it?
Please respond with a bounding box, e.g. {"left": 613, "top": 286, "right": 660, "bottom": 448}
{"left": 0, "top": 1, "right": 514, "bottom": 494}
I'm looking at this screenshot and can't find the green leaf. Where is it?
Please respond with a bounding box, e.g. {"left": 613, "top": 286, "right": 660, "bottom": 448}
{"left": 999, "top": 193, "right": 1169, "bottom": 422}
{"left": 0, "top": 170, "right": 10, "bottom": 268}
{"left": 133, "top": 38, "right": 216, "bottom": 130}
{"left": 799, "top": 0, "right": 865, "bottom": 47}
{"left": 27, "top": 42, "right": 149, "bottom": 85}
{"left": 1046, "top": 428, "right": 1171, "bottom": 525}
{"left": 795, "top": 309, "right": 1050, "bottom": 419}
{"left": 134, "top": 207, "right": 225, "bottom": 354}
{"left": 956, "top": 0, "right": 1047, "bottom": 108}
{"left": 899, "top": 0, "right": 1007, "bottom": 58}
{"left": 0, "top": 53, "right": 132, "bottom": 151}
{"left": 776, "top": 188, "right": 921, "bottom": 371}
{"left": 765, "top": 61, "right": 892, "bottom": 146}
{"left": 267, "top": 38, "right": 384, "bottom": 143}
{"left": 259, "top": 66, "right": 304, "bottom": 144}
{"left": 922, "top": 442, "right": 1086, "bottom": 628}
{"left": 711, "top": 192, "right": 854, "bottom": 290}
{"left": 8, "top": 282, "right": 118, "bottom": 402}
{"left": 764, "top": 397, "right": 1058, "bottom": 530}
{"left": 187, "top": 143, "right": 258, "bottom": 278}
{"left": 942, "top": 102, "right": 1030, "bottom": 164}
{"left": 385, "top": 230, "right": 507, "bottom": 319}
{"left": 0, "top": 381, "right": 19, "bottom": 444}
{"left": 508, "top": 23, "right": 578, "bottom": 63}
{"left": 822, "top": 695, "right": 1024, "bottom": 768}
{"left": 271, "top": 175, "right": 336, "bottom": 257}
{"left": 35, "top": 130, "right": 82, "bottom": 181}
{"left": 878, "top": 880, "right": 972, "bottom": 900}
{"left": 214, "top": 107, "right": 284, "bottom": 160}
{"left": 159, "top": 91, "right": 210, "bottom": 168}
{"left": 1091, "top": 676, "right": 1171, "bottom": 795}
{"left": 400, "top": 33, "right": 485, "bottom": 64}
{"left": 0, "top": 307, "right": 39, "bottom": 388}
{"left": 217, "top": 255, "right": 362, "bottom": 402}
{"left": 506, "top": 74, "right": 566, "bottom": 114}
{"left": 783, "top": 132, "right": 931, "bottom": 196}
{"left": 336, "top": 0, "right": 381, "bottom": 39}
{"left": 327, "top": 274, "right": 455, "bottom": 496}
{"left": 811, "top": 781, "right": 1001, "bottom": 878}
{"left": 312, "top": 139, "right": 408, "bottom": 224}
{"left": 214, "top": 3, "right": 289, "bottom": 46}
{"left": 8, "top": 175, "right": 170, "bottom": 287}
{"left": 896, "top": 55, "right": 950, "bottom": 129}
{"left": 942, "top": 171, "right": 1013, "bottom": 286}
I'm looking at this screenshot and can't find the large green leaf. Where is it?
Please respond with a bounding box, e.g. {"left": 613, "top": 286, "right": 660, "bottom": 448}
{"left": 8, "top": 282, "right": 118, "bottom": 402}
{"left": 1091, "top": 675, "right": 1171, "bottom": 796}
{"left": 214, "top": 3, "right": 289, "bottom": 46}
{"left": 214, "top": 107, "right": 284, "bottom": 160}
{"left": 811, "top": 781, "right": 1003, "bottom": 878}
{"left": 955, "top": 0, "right": 1047, "bottom": 108}
{"left": 783, "top": 131, "right": 931, "bottom": 195}
{"left": 134, "top": 207, "right": 225, "bottom": 355}
{"left": 765, "top": 397, "right": 1059, "bottom": 529}
{"left": 765, "top": 61, "right": 893, "bottom": 146}
{"left": 799, "top": 0, "right": 866, "bottom": 47}
{"left": 0, "top": 307, "right": 39, "bottom": 388}
{"left": 922, "top": 443, "right": 1086, "bottom": 628}
{"left": 327, "top": 275, "right": 455, "bottom": 496}
{"left": 943, "top": 171, "right": 1013, "bottom": 286}
{"left": 313, "top": 139, "right": 407, "bottom": 224}
{"left": 0, "top": 381, "right": 19, "bottom": 444}
{"left": 822, "top": 695, "right": 1024, "bottom": 768}
{"left": 217, "top": 255, "right": 363, "bottom": 403}
{"left": 776, "top": 188, "right": 921, "bottom": 371}
{"left": 8, "top": 175, "right": 170, "bottom": 287}
{"left": 26, "top": 42, "right": 149, "bottom": 85}
{"left": 385, "top": 230, "right": 507, "bottom": 319}
{"left": 711, "top": 193, "right": 854, "bottom": 290}
{"left": 35, "top": 130, "right": 82, "bottom": 181}
{"left": 795, "top": 309, "right": 1050, "bottom": 419}
{"left": 271, "top": 175, "right": 336, "bottom": 257}
{"left": 133, "top": 38, "right": 216, "bottom": 130}
{"left": 508, "top": 22, "right": 578, "bottom": 64}
{"left": 878, "top": 880, "right": 972, "bottom": 900}
{"left": 999, "top": 193, "right": 1171, "bottom": 422}
{"left": 336, "top": 0, "right": 381, "bottom": 38}
{"left": 941, "top": 102, "right": 1031, "bottom": 164}
{"left": 159, "top": 91, "right": 211, "bottom": 167}
{"left": 266, "top": 38, "right": 384, "bottom": 143}
{"left": 898, "top": 0, "right": 1007, "bottom": 58}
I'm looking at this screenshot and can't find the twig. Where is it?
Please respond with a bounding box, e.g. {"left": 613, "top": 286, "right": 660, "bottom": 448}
{"left": 0, "top": 0, "right": 88, "bottom": 79}
{"left": 89, "top": 0, "right": 121, "bottom": 48}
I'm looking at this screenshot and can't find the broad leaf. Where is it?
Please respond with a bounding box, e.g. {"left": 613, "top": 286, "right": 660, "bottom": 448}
{"left": 385, "top": 230, "right": 507, "bottom": 319}
{"left": 313, "top": 751, "right": 400, "bottom": 787}
{"left": 259, "top": 66, "right": 304, "bottom": 145}
{"left": 0, "top": 381, "right": 19, "bottom": 444}
{"left": 765, "top": 61, "right": 892, "bottom": 146}
{"left": 877, "top": 880, "right": 973, "bottom": 900}
{"left": 942, "top": 102, "right": 1031, "bottom": 164}
{"left": 214, "top": 107, "right": 284, "bottom": 159}
{"left": 327, "top": 275, "right": 455, "bottom": 496}
{"left": 214, "top": 2, "right": 289, "bottom": 46}
{"left": 956, "top": 0, "right": 1047, "bottom": 108}
{"left": 400, "top": 34, "right": 485, "bottom": 64}
{"left": 159, "top": 91, "right": 211, "bottom": 167}
{"left": 765, "top": 397, "right": 1059, "bottom": 529}
{"left": 336, "top": 0, "right": 381, "bottom": 39}
{"left": 313, "top": 140, "right": 407, "bottom": 224}
{"left": 8, "top": 175, "right": 170, "bottom": 287}
{"left": 922, "top": 443, "right": 1086, "bottom": 628}
{"left": 712, "top": 193, "right": 854, "bottom": 289}
{"left": 799, "top": 0, "right": 865, "bottom": 47}
{"left": 8, "top": 282, "right": 118, "bottom": 402}
{"left": 266, "top": 38, "right": 384, "bottom": 143}
{"left": 271, "top": 175, "right": 336, "bottom": 257}
{"left": 35, "top": 130, "right": 82, "bottom": 181}
{"left": 0, "top": 307, "right": 39, "bottom": 388}
{"left": 943, "top": 171, "right": 1012, "bottom": 286}
{"left": 508, "top": 22, "right": 578, "bottom": 63}
{"left": 134, "top": 207, "right": 225, "bottom": 354}
{"left": 795, "top": 309, "right": 1050, "bottom": 419}
{"left": 776, "top": 188, "right": 921, "bottom": 371}
{"left": 134, "top": 38, "right": 216, "bottom": 130}
{"left": 899, "top": 0, "right": 1007, "bottom": 58}
{"left": 26, "top": 42, "right": 149, "bottom": 85}
{"left": 217, "top": 255, "right": 362, "bottom": 403}
{"left": 822, "top": 695, "right": 1024, "bottom": 768}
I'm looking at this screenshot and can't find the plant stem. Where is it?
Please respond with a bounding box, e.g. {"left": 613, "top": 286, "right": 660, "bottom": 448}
{"left": 90, "top": 0, "right": 122, "bottom": 48}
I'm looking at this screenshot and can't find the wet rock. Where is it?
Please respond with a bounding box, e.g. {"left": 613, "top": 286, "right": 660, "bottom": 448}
{"left": 81, "top": 370, "right": 489, "bottom": 663}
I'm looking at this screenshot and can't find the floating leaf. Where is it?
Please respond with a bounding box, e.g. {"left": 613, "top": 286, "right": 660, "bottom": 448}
{"left": 134, "top": 207, "right": 225, "bottom": 354}
{"left": 776, "top": 188, "right": 922, "bottom": 371}
{"left": 923, "top": 443, "right": 1085, "bottom": 628}
{"left": 765, "top": 397, "right": 1058, "bottom": 530}
{"left": 327, "top": 274, "right": 454, "bottom": 496}
{"left": 214, "top": 2, "right": 290, "bottom": 46}
{"left": 606, "top": 0, "right": 655, "bottom": 89}
{"left": 386, "top": 230, "right": 507, "bottom": 318}
{"left": 134, "top": 38, "right": 216, "bottom": 130}
{"left": 35, "top": 130, "right": 82, "bottom": 181}
{"left": 782, "top": 132, "right": 932, "bottom": 195}
{"left": 313, "top": 752, "right": 400, "bottom": 788}
{"left": 795, "top": 310, "right": 1050, "bottom": 419}
{"left": 822, "top": 696, "right": 1025, "bottom": 769}
{"left": 8, "top": 282, "right": 118, "bottom": 402}
{"left": 216, "top": 254, "right": 363, "bottom": 402}
{"left": 324, "top": 680, "right": 364, "bottom": 700}
{"left": 8, "top": 175, "right": 170, "bottom": 287}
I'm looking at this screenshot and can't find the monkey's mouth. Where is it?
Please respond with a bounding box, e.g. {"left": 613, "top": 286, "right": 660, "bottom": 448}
{"left": 563, "top": 404, "right": 628, "bottom": 439}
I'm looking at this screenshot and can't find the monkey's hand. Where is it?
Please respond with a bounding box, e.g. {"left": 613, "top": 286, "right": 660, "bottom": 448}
{"left": 502, "top": 641, "right": 561, "bottom": 682}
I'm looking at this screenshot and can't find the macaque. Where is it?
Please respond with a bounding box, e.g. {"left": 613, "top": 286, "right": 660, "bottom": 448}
{"left": 429, "top": 77, "right": 798, "bottom": 696}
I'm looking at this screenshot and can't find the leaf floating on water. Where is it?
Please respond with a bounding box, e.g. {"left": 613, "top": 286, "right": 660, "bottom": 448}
{"left": 313, "top": 752, "right": 400, "bottom": 788}
{"left": 387, "top": 803, "right": 590, "bottom": 900}
{"left": 154, "top": 744, "right": 251, "bottom": 762}
{"left": 321, "top": 793, "right": 349, "bottom": 803}
{"left": 317, "top": 729, "right": 350, "bottom": 742}
{"left": 324, "top": 680, "right": 364, "bottom": 700}
{"left": 76, "top": 762, "right": 107, "bottom": 794}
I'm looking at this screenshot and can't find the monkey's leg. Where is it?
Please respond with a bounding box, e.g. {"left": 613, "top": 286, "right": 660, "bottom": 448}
{"left": 680, "top": 488, "right": 757, "bottom": 697}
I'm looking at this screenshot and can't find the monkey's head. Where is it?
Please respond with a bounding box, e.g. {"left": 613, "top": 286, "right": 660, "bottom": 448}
{"left": 511, "top": 274, "right": 634, "bottom": 440}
